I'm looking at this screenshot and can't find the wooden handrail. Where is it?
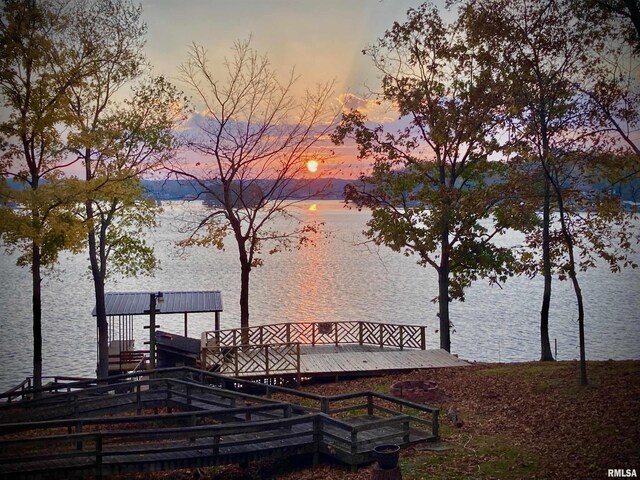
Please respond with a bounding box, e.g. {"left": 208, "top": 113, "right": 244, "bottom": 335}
{"left": 0, "top": 367, "right": 440, "bottom": 477}
{"left": 205, "top": 320, "right": 427, "bottom": 351}
{"left": 200, "top": 342, "right": 300, "bottom": 377}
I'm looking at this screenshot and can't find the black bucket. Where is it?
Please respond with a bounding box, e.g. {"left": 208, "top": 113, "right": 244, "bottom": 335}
{"left": 373, "top": 444, "right": 400, "bottom": 469}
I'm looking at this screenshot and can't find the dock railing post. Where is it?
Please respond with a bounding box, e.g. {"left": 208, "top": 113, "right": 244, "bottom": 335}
{"left": 190, "top": 414, "right": 196, "bottom": 443}
{"left": 313, "top": 416, "right": 321, "bottom": 466}
{"left": 379, "top": 323, "right": 384, "bottom": 348}
{"left": 334, "top": 322, "right": 339, "bottom": 346}
{"left": 400, "top": 325, "right": 404, "bottom": 350}
{"left": 432, "top": 409, "right": 439, "bottom": 438}
{"left": 76, "top": 421, "right": 83, "bottom": 451}
{"left": 358, "top": 322, "right": 363, "bottom": 345}
{"left": 95, "top": 435, "right": 103, "bottom": 467}
{"left": 420, "top": 327, "right": 426, "bottom": 350}
{"left": 403, "top": 418, "right": 410, "bottom": 443}
{"left": 296, "top": 343, "right": 301, "bottom": 385}
{"left": 321, "top": 397, "right": 329, "bottom": 414}
{"left": 350, "top": 429, "right": 357, "bottom": 454}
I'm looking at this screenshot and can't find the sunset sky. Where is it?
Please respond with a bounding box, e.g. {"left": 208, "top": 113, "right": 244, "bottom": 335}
{"left": 140, "top": 0, "right": 449, "bottom": 177}
{"left": 142, "top": 0, "right": 444, "bottom": 94}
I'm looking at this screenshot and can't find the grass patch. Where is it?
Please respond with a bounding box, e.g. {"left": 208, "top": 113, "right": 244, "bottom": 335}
{"left": 476, "top": 437, "right": 538, "bottom": 478}
{"left": 398, "top": 434, "right": 537, "bottom": 480}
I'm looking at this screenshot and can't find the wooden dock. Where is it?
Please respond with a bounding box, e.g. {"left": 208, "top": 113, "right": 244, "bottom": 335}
{"left": 0, "top": 321, "right": 471, "bottom": 479}
{"left": 299, "top": 345, "right": 469, "bottom": 376}
{"left": 0, "top": 367, "right": 440, "bottom": 479}
{"left": 200, "top": 321, "right": 470, "bottom": 379}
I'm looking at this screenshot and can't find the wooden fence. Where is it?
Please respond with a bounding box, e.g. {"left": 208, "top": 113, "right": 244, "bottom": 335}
{"left": 205, "top": 321, "right": 426, "bottom": 350}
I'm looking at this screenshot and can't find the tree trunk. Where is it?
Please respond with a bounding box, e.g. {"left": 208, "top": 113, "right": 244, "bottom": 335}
{"left": 85, "top": 144, "right": 110, "bottom": 379}
{"left": 90, "top": 236, "right": 110, "bottom": 379}
{"left": 438, "top": 231, "right": 451, "bottom": 352}
{"left": 239, "top": 262, "right": 251, "bottom": 344}
{"left": 570, "top": 272, "right": 587, "bottom": 385}
{"left": 31, "top": 241, "right": 43, "bottom": 394}
{"left": 554, "top": 184, "right": 588, "bottom": 386}
{"left": 86, "top": 212, "right": 110, "bottom": 378}
{"left": 92, "top": 255, "right": 109, "bottom": 380}
{"left": 540, "top": 175, "right": 554, "bottom": 361}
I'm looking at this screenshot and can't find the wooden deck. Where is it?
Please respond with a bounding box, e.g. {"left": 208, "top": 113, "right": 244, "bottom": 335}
{"left": 0, "top": 368, "right": 440, "bottom": 479}
{"left": 298, "top": 345, "right": 469, "bottom": 376}
{"left": 200, "top": 321, "right": 469, "bottom": 379}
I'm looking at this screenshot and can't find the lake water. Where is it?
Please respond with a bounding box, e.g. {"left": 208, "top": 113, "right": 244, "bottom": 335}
{"left": 0, "top": 200, "right": 638, "bottom": 391}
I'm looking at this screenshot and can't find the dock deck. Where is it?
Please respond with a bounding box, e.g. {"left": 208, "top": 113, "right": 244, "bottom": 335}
{"left": 200, "top": 321, "right": 470, "bottom": 379}
{"left": 299, "top": 345, "right": 469, "bottom": 376}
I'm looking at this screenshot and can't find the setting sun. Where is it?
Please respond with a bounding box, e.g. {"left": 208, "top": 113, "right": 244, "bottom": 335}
{"left": 306, "top": 160, "right": 319, "bottom": 173}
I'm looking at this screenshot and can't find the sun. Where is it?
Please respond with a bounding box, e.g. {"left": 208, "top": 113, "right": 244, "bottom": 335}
{"left": 306, "top": 160, "right": 319, "bottom": 173}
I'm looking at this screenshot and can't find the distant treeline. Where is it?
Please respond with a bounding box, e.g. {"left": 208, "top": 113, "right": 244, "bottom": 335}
{"left": 140, "top": 179, "right": 352, "bottom": 201}
{"left": 140, "top": 177, "right": 639, "bottom": 203}
{"left": 4, "top": 176, "right": 637, "bottom": 203}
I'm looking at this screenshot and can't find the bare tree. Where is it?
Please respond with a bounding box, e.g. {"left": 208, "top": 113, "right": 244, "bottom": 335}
{"left": 169, "top": 40, "right": 337, "bottom": 339}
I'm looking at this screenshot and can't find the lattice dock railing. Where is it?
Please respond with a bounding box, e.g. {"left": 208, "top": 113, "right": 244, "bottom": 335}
{"left": 200, "top": 321, "right": 426, "bottom": 377}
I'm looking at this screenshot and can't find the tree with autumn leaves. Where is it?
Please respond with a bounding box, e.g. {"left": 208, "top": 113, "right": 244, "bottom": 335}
{"left": 463, "top": 0, "right": 639, "bottom": 384}
{"left": 64, "top": 1, "right": 186, "bottom": 379}
{"left": 0, "top": 0, "right": 184, "bottom": 384}
{"left": 0, "top": 0, "right": 102, "bottom": 390}
{"left": 332, "top": 3, "right": 532, "bottom": 353}
{"left": 334, "top": 0, "right": 639, "bottom": 377}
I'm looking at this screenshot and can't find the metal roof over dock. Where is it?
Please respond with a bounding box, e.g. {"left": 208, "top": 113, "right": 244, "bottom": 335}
{"left": 92, "top": 291, "right": 223, "bottom": 316}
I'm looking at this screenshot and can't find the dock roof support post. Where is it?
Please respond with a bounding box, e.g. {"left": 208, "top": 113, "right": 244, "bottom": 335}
{"left": 149, "top": 294, "right": 157, "bottom": 369}
{"left": 184, "top": 313, "right": 188, "bottom": 337}
{"left": 144, "top": 293, "right": 161, "bottom": 370}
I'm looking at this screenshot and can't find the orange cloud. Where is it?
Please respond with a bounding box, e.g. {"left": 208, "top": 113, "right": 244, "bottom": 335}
{"left": 337, "top": 93, "right": 396, "bottom": 123}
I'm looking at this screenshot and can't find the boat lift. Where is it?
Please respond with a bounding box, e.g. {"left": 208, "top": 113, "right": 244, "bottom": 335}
{"left": 92, "top": 291, "right": 223, "bottom": 374}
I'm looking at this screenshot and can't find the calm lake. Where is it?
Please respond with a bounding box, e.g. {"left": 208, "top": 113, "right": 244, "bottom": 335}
{"left": 0, "top": 200, "right": 639, "bottom": 391}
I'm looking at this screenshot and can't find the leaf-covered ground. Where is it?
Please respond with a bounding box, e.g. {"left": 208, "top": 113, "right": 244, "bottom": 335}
{"left": 117, "top": 360, "right": 639, "bottom": 480}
